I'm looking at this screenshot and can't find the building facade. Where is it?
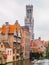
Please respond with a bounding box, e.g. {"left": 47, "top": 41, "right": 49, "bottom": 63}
{"left": 0, "top": 20, "right": 22, "bottom": 61}
{"left": 0, "top": 42, "right": 13, "bottom": 63}
{"left": 21, "top": 26, "right": 30, "bottom": 59}
{"left": 25, "top": 5, "right": 34, "bottom": 40}
{"left": 30, "top": 38, "right": 46, "bottom": 56}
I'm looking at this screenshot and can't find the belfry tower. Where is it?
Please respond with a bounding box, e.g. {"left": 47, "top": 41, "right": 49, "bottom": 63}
{"left": 25, "top": 5, "right": 34, "bottom": 40}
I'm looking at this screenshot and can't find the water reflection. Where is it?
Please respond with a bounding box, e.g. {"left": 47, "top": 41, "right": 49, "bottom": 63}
{"left": 6, "top": 60, "right": 31, "bottom": 65}
{"left": 33, "top": 59, "right": 49, "bottom": 65}
{"left": 6, "top": 59, "right": 49, "bottom": 65}
{"left": 34, "top": 62, "right": 49, "bottom": 65}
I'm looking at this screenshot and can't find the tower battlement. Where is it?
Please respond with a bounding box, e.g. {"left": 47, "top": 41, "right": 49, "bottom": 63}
{"left": 26, "top": 5, "right": 33, "bottom": 8}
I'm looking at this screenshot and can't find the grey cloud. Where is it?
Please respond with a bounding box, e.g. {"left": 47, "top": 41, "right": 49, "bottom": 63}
{"left": 0, "top": 0, "right": 49, "bottom": 40}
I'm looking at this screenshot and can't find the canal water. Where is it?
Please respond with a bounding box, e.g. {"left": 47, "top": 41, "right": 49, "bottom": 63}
{"left": 6, "top": 59, "right": 49, "bottom": 65}
{"left": 6, "top": 59, "right": 31, "bottom": 65}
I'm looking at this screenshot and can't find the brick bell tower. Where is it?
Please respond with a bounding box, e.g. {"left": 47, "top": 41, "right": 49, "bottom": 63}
{"left": 25, "top": 5, "right": 34, "bottom": 40}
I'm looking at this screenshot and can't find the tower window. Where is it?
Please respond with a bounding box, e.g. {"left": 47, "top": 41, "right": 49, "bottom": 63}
{"left": 27, "top": 9, "right": 31, "bottom": 13}
{"left": 27, "top": 9, "right": 29, "bottom": 13}
{"left": 29, "top": 9, "right": 31, "bottom": 13}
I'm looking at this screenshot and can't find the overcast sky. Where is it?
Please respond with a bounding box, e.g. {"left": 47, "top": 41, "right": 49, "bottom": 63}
{"left": 0, "top": 0, "right": 49, "bottom": 40}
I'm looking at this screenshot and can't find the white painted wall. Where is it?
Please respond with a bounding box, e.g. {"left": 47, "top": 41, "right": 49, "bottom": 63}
{"left": 6, "top": 48, "right": 13, "bottom": 62}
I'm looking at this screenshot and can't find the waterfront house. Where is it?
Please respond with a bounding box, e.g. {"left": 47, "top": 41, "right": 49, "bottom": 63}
{"left": 30, "top": 37, "right": 46, "bottom": 56}
{"left": 0, "top": 41, "right": 13, "bottom": 63}
{"left": 21, "top": 26, "right": 31, "bottom": 59}
{"left": 0, "top": 20, "right": 22, "bottom": 61}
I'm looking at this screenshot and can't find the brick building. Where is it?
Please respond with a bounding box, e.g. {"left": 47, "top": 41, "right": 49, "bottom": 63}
{"left": 21, "top": 26, "right": 31, "bottom": 58}
{"left": 0, "top": 20, "right": 22, "bottom": 61}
